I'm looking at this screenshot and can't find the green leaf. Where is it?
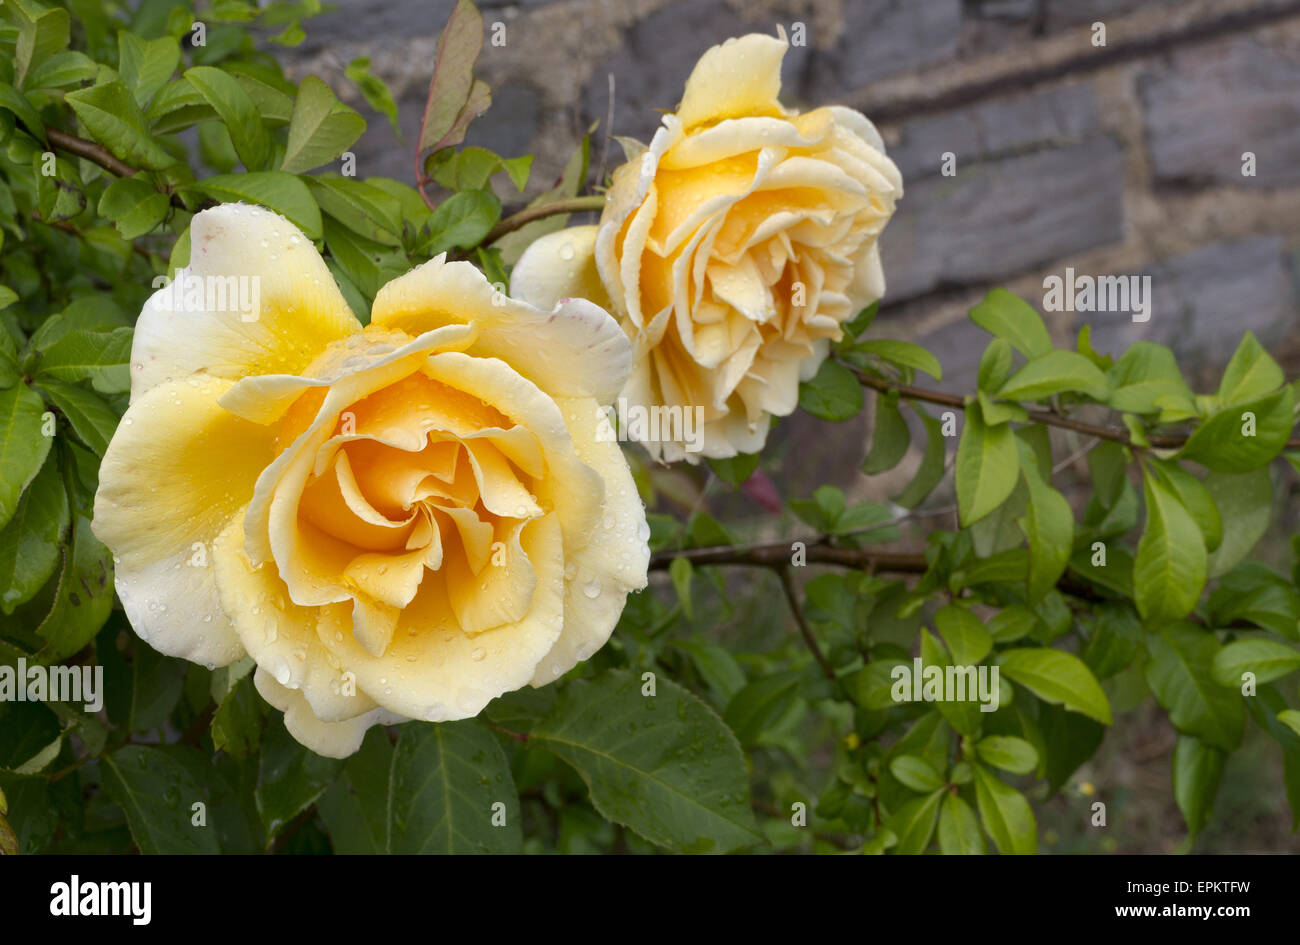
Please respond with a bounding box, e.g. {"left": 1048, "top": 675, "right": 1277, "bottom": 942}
{"left": 863, "top": 393, "right": 910, "bottom": 474}
{"left": 707, "top": 452, "right": 759, "bottom": 486}
{"left": 996, "top": 350, "right": 1109, "bottom": 402}
{"left": 26, "top": 50, "right": 96, "bottom": 91}
{"left": 889, "top": 755, "right": 945, "bottom": 793}
{"left": 919, "top": 629, "right": 981, "bottom": 736}
{"left": 887, "top": 789, "right": 944, "bottom": 853}
{"left": 101, "top": 631, "right": 186, "bottom": 732}
{"left": 1134, "top": 465, "right": 1207, "bottom": 623}
{"left": 0, "top": 383, "right": 52, "bottom": 532}
{"left": 1150, "top": 460, "right": 1221, "bottom": 553}
{"left": 843, "top": 301, "right": 879, "bottom": 339}
{"left": 66, "top": 80, "right": 174, "bottom": 170}
{"left": 1179, "top": 386, "right": 1295, "bottom": 473}
{"left": 997, "top": 648, "right": 1112, "bottom": 724}
{"left": 798, "top": 359, "right": 863, "bottom": 422}
{"left": 723, "top": 672, "right": 804, "bottom": 747}
{"left": 282, "top": 75, "right": 366, "bottom": 174}
{"left": 427, "top": 188, "right": 501, "bottom": 255}
{"left": 97, "top": 175, "right": 169, "bottom": 240}
{"left": 1106, "top": 342, "right": 1195, "bottom": 416}
{"left": 1209, "top": 563, "right": 1300, "bottom": 639}
{"left": 956, "top": 402, "right": 1020, "bottom": 527}
{"left": 34, "top": 378, "right": 118, "bottom": 456}
{"left": 1082, "top": 603, "right": 1142, "bottom": 680}
{"left": 318, "top": 721, "right": 522, "bottom": 853}
{"left": 854, "top": 339, "right": 942, "bottom": 380}
{"left": 118, "top": 32, "right": 179, "bottom": 107}
{"left": 0, "top": 453, "right": 67, "bottom": 613}
{"left": 1279, "top": 711, "right": 1300, "bottom": 740}
{"left": 419, "top": 0, "right": 488, "bottom": 153}
{"left": 1210, "top": 639, "right": 1300, "bottom": 688}
{"left": 934, "top": 605, "right": 992, "bottom": 665}
{"left": 1172, "top": 735, "right": 1224, "bottom": 840}
{"left": 1144, "top": 622, "right": 1244, "bottom": 751}
{"left": 211, "top": 673, "right": 263, "bottom": 760}
{"left": 184, "top": 66, "right": 272, "bottom": 170}
{"left": 100, "top": 746, "right": 222, "bottom": 853}
{"left": 0, "top": 80, "right": 45, "bottom": 141}
{"left": 973, "top": 764, "right": 1036, "bottom": 853}
{"left": 893, "top": 407, "right": 946, "bottom": 508}
{"left": 1205, "top": 469, "right": 1272, "bottom": 578}
{"left": 1037, "top": 701, "right": 1105, "bottom": 793}
{"left": 345, "top": 57, "right": 400, "bottom": 136}
{"left": 1018, "top": 442, "right": 1073, "bottom": 603}
{"left": 969, "top": 289, "right": 1051, "bottom": 359}
{"left": 428, "top": 146, "right": 531, "bottom": 193}
{"left": 1217, "top": 331, "right": 1283, "bottom": 406}
{"left": 529, "top": 670, "right": 761, "bottom": 853}
{"left": 12, "top": 0, "right": 69, "bottom": 88}
{"left": 976, "top": 735, "right": 1038, "bottom": 775}
{"left": 305, "top": 175, "right": 402, "bottom": 246}
{"left": 255, "top": 715, "right": 345, "bottom": 841}
{"left": 668, "top": 556, "right": 693, "bottom": 621}
{"left": 938, "top": 792, "right": 985, "bottom": 854}
{"left": 34, "top": 515, "right": 114, "bottom": 662}
{"left": 33, "top": 326, "right": 132, "bottom": 394}
{"left": 195, "top": 172, "right": 323, "bottom": 240}
{"left": 977, "top": 338, "right": 1013, "bottom": 392}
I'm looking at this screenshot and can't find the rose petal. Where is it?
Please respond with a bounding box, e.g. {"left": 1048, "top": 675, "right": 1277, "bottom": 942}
{"left": 131, "top": 204, "right": 360, "bottom": 400}
{"left": 92, "top": 375, "right": 279, "bottom": 668}
{"left": 508, "top": 225, "right": 610, "bottom": 311}
{"left": 675, "top": 33, "right": 788, "bottom": 131}
{"left": 372, "top": 256, "right": 631, "bottom": 404}
{"left": 254, "top": 667, "right": 403, "bottom": 760}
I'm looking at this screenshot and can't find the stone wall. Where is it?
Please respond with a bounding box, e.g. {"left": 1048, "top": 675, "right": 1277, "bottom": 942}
{"left": 284, "top": 0, "right": 1300, "bottom": 493}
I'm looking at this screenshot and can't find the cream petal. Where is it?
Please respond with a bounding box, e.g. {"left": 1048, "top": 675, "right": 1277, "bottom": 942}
{"left": 421, "top": 351, "right": 603, "bottom": 552}
{"left": 92, "top": 375, "right": 281, "bottom": 668}
{"left": 316, "top": 514, "right": 566, "bottom": 721}
{"left": 530, "top": 396, "right": 650, "bottom": 683}
{"left": 371, "top": 256, "right": 631, "bottom": 404}
{"left": 846, "top": 242, "right": 887, "bottom": 309}
{"left": 660, "top": 116, "right": 816, "bottom": 170}
{"left": 508, "top": 225, "right": 611, "bottom": 312}
{"left": 254, "top": 668, "right": 404, "bottom": 760}
{"left": 675, "top": 33, "right": 789, "bottom": 131}
{"left": 826, "top": 104, "right": 888, "bottom": 154}
{"left": 217, "top": 323, "right": 477, "bottom": 425}
{"left": 130, "top": 204, "right": 360, "bottom": 400}
{"left": 213, "top": 510, "right": 376, "bottom": 724}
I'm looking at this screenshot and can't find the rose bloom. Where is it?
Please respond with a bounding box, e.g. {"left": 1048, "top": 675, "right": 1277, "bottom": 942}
{"left": 511, "top": 32, "right": 903, "bottom": 462}
{"left": 92, "top": 204, "right": 649, "bottom": 758}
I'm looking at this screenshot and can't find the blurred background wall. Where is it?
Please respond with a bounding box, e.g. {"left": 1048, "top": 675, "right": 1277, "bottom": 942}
{"left": 286, "top": 0, "right": 1300, "bottom": 490}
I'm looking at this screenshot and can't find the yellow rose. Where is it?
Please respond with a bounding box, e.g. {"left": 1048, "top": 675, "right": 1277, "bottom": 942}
{"left": 92, "top": 204, "right": 649, "bottom": 758}
{"left": 511, "top": 33, "right": 903, "bottom": 462}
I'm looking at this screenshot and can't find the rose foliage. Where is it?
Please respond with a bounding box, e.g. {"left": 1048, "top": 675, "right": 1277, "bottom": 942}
{"left": 0, "top": 0, "right": 1298, "bottom": 855}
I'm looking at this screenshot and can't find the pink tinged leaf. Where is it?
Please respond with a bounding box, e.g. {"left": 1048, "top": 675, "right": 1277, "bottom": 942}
{"left": 418, "top": 0, "right": 487, "bottom": 155}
